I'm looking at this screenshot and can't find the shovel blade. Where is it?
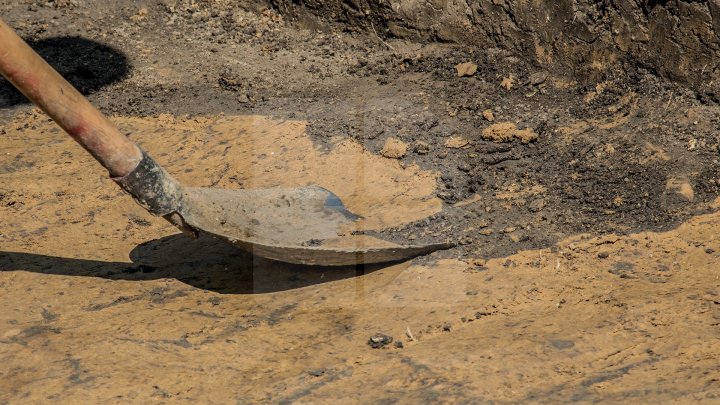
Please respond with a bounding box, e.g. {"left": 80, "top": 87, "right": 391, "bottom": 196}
{"left": 228, "top": 239, "right": 455, "bottom": 266}
{"left": 176, "top": 186, "right": 452, "bottom": 265}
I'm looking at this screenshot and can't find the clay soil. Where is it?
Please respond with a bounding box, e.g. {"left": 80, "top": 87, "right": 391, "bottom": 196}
{"left": 2, "top": 0, "right": 720, "bottom": 403}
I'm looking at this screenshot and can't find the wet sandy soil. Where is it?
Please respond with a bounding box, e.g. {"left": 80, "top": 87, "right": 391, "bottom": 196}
{"left": 2, "top": 1, "right": 720, "bottom": 403}
{"left": 2, "top": 112, "right": 720, "bottom": 403}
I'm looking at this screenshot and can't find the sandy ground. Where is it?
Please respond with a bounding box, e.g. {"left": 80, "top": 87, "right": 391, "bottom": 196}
{"left": 3, "top": 1, "right": 720, "bottom": 403}
{"left": 2, "top": 111, "right": 720, "bottom": 403}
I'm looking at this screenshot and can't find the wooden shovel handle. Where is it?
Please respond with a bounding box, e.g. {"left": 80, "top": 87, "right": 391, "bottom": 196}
{"left": 0, "top": 18, "right": 142, "bottom": 177}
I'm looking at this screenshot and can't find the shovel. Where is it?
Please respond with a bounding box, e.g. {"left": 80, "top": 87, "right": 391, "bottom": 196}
{"left": 0, "top": 19, "right": 452, "bottom": 265}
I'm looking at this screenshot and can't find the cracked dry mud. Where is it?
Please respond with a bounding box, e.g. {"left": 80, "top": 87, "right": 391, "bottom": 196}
{"left": 2, "top": 0, "right": 720, "bottom": 403}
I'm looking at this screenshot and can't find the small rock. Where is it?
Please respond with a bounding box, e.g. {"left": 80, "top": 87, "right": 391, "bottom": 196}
{"left": 598, "top": 252, "right": 610, "bottom": 259}
{"left": 500, "top": 75, "right": 514, "bottom": 90}
{"left": 482, "top": 109, "right": 495, "bottom": 122}
{"left": 237, "top": 94, "right": 250, "bottom": 103}
{"left": 368, "top": 333, "right": 393, "bottom": 349}
{"left": 479, "top": 228, "right": 494, "bottom": 236}
{"left": 394, "top": 341, "right": 404, "bottom": 349}
{"left": 380, "top": 138, "right": 408, "bottom": 159}
{"left": 503, "top": 227, "right": 517, "bottom": 234}
{"left": 705, "top": 248, "right": 715, "bottom": 254}
{"left": 444, "top": 136, "right": 471, "bottom": 149}
{"left": 442, "top": 323, "right": 452, "bottom": 332}
{"left": 437, "top": 192, "right": 458, "bottom": 203}
{"left": 529, "top": 71, "right": 548, "bottom": 85}
{"left": 455, "top": 62, "right": 478, "bottom": 77}
{"left": 413, "top": 140, "right": 431, "bottom": 155}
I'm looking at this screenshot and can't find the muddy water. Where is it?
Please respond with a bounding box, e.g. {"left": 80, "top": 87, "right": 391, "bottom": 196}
{"left": 2, "top": 111, "right": 720, "bottom": 402}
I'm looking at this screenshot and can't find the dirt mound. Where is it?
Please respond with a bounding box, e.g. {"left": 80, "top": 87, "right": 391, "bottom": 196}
{"left": 272, "top": 0, "right": 720, "bottom": 96}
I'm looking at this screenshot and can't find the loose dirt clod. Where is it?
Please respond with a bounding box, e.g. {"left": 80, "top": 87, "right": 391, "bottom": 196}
{"left": 444, "top": 136, "right": 471, "bottom": 149}
{"left": 455, "top": 62, "right": 477, "bottom": 77}
{"left": 500, "top": 76, "right": 514, "bottom": 90}
{"left": 482, "top": 122, "right": 538, "bottom": 144}
{"left": 482, "top": 122, "right": 516, "bottom": 142}
{"left": 514, "top": 128, "right": 538, "bottom": 144}
{"left": 482, "top": 109, "right": 495, "bottom": 122}
{"left": 380, "top": 137, "right": 408, "bottom": 159}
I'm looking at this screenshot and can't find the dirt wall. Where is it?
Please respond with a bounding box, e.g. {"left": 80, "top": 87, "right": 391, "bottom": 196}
{"left": 272, "top": 0, "right": 720, "bottom": 94}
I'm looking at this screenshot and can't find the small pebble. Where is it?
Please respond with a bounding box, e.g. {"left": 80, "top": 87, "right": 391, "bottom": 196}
{"left": 368, "top": 333, "right": 393, "bottom": 349}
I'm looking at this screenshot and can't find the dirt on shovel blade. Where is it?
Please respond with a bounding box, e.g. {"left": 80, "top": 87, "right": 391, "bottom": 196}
{"left": 2, "top": 1, "right": 720, "bottom": 403}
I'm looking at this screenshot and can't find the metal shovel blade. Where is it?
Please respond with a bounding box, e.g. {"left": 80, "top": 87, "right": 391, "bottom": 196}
{"left": 176, "top": 185, "right": 453, "bottom": 266}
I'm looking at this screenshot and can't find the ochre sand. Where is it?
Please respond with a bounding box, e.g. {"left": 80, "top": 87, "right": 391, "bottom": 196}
{"left": 2, "top": 112, "right": 719, "bottom": 402}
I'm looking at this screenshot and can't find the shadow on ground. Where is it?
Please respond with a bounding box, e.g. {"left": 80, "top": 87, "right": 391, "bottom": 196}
{"left": 0, "top": 233, "right": 391, "bottom": 294}
{"left": 0, "top": 36, "right": 130, "bottom": 108}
